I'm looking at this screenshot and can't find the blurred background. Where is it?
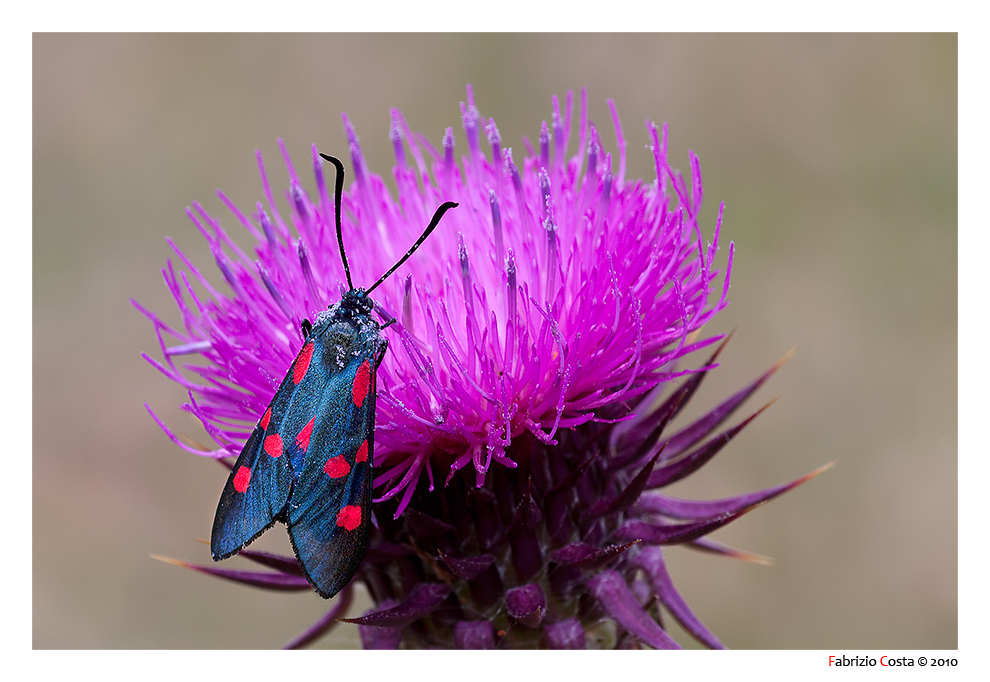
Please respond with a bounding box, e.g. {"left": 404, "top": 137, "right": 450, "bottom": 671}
{"left": 33, "top": 34, "right": 956, "bottom": 649}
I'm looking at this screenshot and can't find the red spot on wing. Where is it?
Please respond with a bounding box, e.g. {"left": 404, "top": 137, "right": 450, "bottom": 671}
{"left": 352, "top": 360, "right": 372, "bottom": 407}
{"left": 336, "top": 505, "right": 362, "bottom": 531}
{"left": 264, "top": 433, "right": 283, "bottom": 458}
{"left": 296, "top": 417, "right": 315, "bottom": 452}
{"left": 355, "top": 440, "right": 369, "bottom": 464}
{"left": 233, "top": 466, "right": 251, "bottom": 493}
{"left": 260, "top": 407, "right": 272, "bottom": 430}
{"left": 293, "top": 342, "right": 314, "bottom": 384}
{"left": 323, "top": 455, "right": 351, "bottom": 479}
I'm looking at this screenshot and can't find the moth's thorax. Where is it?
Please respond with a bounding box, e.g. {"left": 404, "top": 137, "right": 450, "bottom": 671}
{"left": 311, "top": 289, "right": 384, "bottom": 370}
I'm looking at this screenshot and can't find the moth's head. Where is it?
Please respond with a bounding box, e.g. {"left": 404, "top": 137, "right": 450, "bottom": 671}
{"left": 339, "top": 288, "right": 375, "bottom": 317}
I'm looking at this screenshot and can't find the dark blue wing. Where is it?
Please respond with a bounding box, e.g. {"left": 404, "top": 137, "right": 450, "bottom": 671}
{"left": 210, "top": 340, "right": 316, "bottom": 560}
{"left": 285, "top": 348, "right": 378, "bottom": 599}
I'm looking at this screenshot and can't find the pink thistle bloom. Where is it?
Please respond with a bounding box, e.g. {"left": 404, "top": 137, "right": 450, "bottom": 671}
{"left": 139, "top": 87, "right": 824, "bottom": 649}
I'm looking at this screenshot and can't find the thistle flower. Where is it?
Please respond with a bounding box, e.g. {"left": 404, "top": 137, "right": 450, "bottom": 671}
{"left": 139, "top": 87, "right": 825, "bottom": 649}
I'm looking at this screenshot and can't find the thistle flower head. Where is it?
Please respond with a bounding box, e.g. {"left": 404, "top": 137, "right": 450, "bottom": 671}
{"left": 140, "top": 87, "right": 823, "bottom": 648}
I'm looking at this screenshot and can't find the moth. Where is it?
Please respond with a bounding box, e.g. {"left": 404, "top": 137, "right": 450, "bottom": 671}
{"left": 211, "top": 153, "right": 457, "bottom": 598}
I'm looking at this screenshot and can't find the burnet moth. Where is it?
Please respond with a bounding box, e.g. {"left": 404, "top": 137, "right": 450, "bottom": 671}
{"left": 211, "top": 153, "right": 458, "bottom": 598}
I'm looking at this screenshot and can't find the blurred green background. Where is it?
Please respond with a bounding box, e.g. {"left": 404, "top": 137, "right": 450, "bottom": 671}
{"left": 33, "top": 34, "right": 956, "bottom": 649}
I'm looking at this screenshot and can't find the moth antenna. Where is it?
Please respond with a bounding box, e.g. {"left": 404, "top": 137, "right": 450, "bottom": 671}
{"left": 318, "top": 153, "right": 354, "bottom": 291}
{"left": 366, "top": 201, "right": 459, "bottom": 295}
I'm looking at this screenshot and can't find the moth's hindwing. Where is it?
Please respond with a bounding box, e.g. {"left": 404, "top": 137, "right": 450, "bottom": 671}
{"left": 284, "top": 317, "right": 381, "bottom": 598}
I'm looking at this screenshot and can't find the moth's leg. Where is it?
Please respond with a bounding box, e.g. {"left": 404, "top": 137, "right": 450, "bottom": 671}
{"left": 374, "top": 339, "right": 388, "bottom": 369}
